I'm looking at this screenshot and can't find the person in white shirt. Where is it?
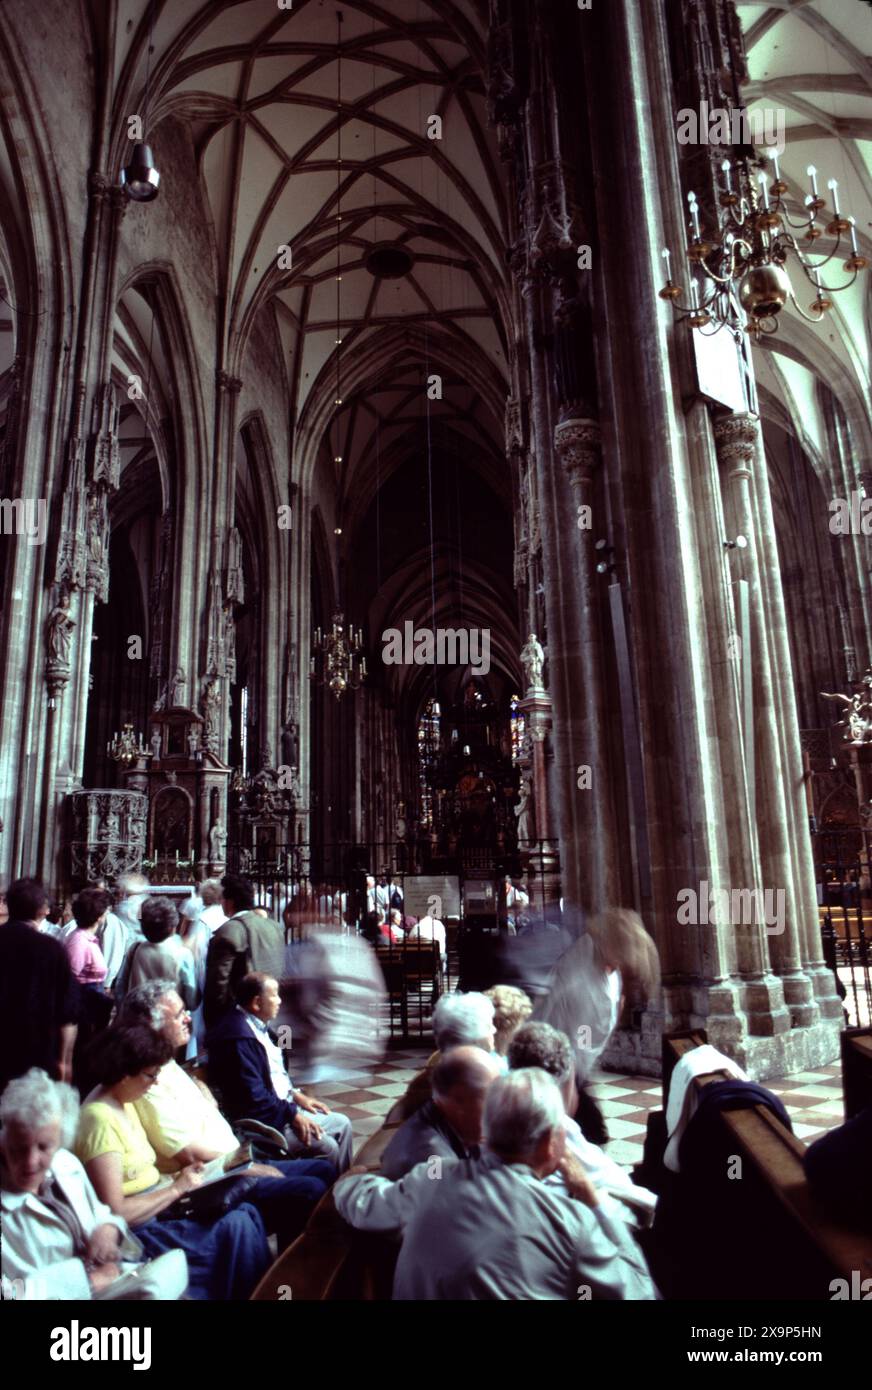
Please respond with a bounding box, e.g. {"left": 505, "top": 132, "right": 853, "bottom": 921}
{"left": 334, "top": 1069, "right": 657, "bottom": 1300}
{"left": 114, "top": 873, "right": 150, "bottom": 950}
{"left": 0, "top": 1067, "right": 186, "bottom": 1300}
{"left": 407, "top": 911, "right": 447, "bottom": 960}
{"left": 198, "top": 878, "right": 227, "bottom": 934}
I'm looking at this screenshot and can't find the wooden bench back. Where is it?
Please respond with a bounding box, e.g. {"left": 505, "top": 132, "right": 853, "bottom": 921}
{"left": 662, "top": 1033, "right": 871, "bottom": 1296}
{"left": 841, "top": 1026, "right": 872, "bottom": 1119}
{"left": 249, "top": 1117, "right": 403, "bottom": 1301}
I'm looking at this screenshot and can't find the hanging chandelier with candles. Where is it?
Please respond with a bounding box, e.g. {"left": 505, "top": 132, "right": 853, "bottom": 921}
{"left": 310, "top": 612, "right": 366, "bottom": 700}
{"left": 660, "top": 149, "right": 867, "bottom": 339}
{"left": 107, "top": 724, "right": 149, "bottom": 767}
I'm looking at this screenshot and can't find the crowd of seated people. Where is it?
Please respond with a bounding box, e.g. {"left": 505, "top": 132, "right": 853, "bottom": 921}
{"left": 5, "top": 868, "right": 864, "bottom": 1303}
{"left": 0, "top": 873, "right": 358, "bottom": 1301}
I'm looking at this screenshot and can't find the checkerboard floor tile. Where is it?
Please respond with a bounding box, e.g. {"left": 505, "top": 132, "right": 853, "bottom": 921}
{"left": 306, "top": 1052, "right": 848, "bottom": 1168}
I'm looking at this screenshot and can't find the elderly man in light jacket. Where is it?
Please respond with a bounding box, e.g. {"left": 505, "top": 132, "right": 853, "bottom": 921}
{"left": 1, "top": 1068, "right": 186, "bottom": 1300}
{"left": 334, "top": 1069, "right": 657, "bottom": 1301}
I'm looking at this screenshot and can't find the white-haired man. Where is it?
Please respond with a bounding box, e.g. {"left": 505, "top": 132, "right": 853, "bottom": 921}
{"left": 335, "top": 1069, "right": 657, "bottom": 1300}
{"left": 432, "top": 991, "right": 495, "bottom": 1052}
{"left": 397, "top": 990, "right": 499, "bottom": 1117}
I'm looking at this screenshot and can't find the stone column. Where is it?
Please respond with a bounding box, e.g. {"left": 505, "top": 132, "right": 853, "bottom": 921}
{"left": 713, "top": 412, "right": 802, "bottom": 1037}
{"left": 742, "top": 414, "right": 844, "bottom": 1034}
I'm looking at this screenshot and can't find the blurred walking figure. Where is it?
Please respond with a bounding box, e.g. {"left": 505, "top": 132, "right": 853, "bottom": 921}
{"left": 536, "top": 910, "right": 660, "bottom": 1144}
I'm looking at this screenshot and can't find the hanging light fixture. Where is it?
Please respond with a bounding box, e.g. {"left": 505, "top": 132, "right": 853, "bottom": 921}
{"left": 121, "top": 143, "right": 160, "bottom": 202}
{"left": 661, "top": 149, "right": 866, "bottom": 340}
{"left": 107, "top": 723, "right": 148, "bottom": 767}
{"left": 309, "top": 12, "right": 366, "bottom": 703}
{"left": 121, "top": 0, "right": 161, "bottom": 201}
{"left": 310, "top": 612, "right": 366, "bottom": 700}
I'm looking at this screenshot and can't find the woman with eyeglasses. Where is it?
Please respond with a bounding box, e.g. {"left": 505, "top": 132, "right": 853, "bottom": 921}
{"left": 75, "top": 1023, "right": 270, "bottom": 1299}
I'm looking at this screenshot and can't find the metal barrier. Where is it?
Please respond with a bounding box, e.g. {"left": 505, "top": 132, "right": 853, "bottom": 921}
{"left": 812, "top": 824, "right": 872, "bottom": 1027}
{"left": 226, "top": 838, "right": 560, "bottom": 1040}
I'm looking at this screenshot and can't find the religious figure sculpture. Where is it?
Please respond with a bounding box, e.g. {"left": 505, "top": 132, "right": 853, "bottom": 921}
{"left": 208, "top": 821, "right": 227, "bottom": 863}
{"left": 169, "top": 667, "right": 186, "bottom": 707}
{"left": 186, "top": 728, "right": 201, "bottom": 756}
{"left": 88, "top": 508, "right": 103, "bottom": 564}
{"left": 822, "top": 669, "right": 872, "bottom": 745}
{"left": 226, "top": 527, "right": 245, "bottom": 604}
{"left": 520, "top": 633, "right": 546, "bottom": 692}
{"left": 149, "top": 728, "right": 162, "bottom": 762}
{"left": 201, "top": 676, "right": 222, "bottom": 751}
{"left": 514, "top": 776, "right": 535, "bottom": 845}
{"left": 46, "top": 591, "right": 76, "bottom": 665}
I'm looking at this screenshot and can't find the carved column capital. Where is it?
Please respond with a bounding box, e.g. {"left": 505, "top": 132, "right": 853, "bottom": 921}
{"left": 554, "top": 416, "right": 601, "bottom": 491}
{"left": 216, "top": 370, "right": 243, "bottom": 395}
{"left": 713, "top": 411, "right": 759, "bottom": 478}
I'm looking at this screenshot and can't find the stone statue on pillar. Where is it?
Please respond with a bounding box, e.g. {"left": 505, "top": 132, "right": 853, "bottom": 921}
{"left": 520, "top": 633, "right": 546, "bottom": 693}
{"left": 514, "top": 776, "right": 535, "bottom": 845}
{"left": 46, "top": 590, "right": 76, "bottom": 666}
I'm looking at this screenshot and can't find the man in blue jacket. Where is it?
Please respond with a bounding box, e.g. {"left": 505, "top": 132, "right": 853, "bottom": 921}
{"left": 207, "top": 972, "right": 353, "bottom": 1172}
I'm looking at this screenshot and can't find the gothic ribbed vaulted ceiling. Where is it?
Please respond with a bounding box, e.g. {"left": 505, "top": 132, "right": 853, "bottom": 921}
{"left": 737, "top": 0, "right": 872, "bottom": 436}
{"left": 109, "top": 0, "right": 509, "bottom": 434}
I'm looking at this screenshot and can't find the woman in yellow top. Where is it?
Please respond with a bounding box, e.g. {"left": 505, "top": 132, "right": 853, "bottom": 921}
{"left": 76, "top": 1023, "right": 269, "bottom": 1300}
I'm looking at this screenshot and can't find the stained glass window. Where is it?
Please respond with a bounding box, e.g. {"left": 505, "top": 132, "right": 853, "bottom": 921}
{"left": 510, "top": 694, "right": 525, "bottom": 766}
{"left": 417, "top": 697, "right": 441, "bottom": 829}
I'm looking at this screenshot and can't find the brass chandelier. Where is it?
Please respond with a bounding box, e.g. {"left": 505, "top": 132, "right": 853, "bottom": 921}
{"left": 310, "top": 612, "right": 366, "bottom": 700}
{"left": 107, "top": 723, "right": 148, "bottom": 767}
{"left": 660, "top": 150, "right": 867, "bottom": 339}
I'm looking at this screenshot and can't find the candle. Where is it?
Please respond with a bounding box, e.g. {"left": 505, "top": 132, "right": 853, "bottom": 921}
{"left": 848, "top": 216, "right": 858, "bottom": 255}
{"left": 661, "top": 247, "right": 673, "bottom": 281}
{"left": 758, "top": 172, "right": 770, "bottom": 210}
{"left": 807, "top": 165, "right": 818, "bottom": 199}
{"left": 721, "top": 159, "right": 733, "bottom": 194}
{"left": 827, "top": 178, "right": 840, "bottom": 215}
{"left": 690, "top": 279, "right": 699, "bottom": 310}
{"left": 688, "top": 192, "right": 701, "bottom": 240}
{"left": 768, "top": 148, "right": 781, "bottom": 183}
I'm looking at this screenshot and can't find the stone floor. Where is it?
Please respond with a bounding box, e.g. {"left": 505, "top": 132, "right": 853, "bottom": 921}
{"left": 307, "top": 1050, "right": 847, "bottom": 1169}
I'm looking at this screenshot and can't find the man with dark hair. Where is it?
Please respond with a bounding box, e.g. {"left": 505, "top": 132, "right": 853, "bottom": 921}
{"left": 6, "top": 877, "right": 52, "bottom": 927}
{"left": 0, "top": 877, "right": 79, "bottom": 1093}
{"left": 207, "top": 972, "right": 353, "bottom": 1172}
{"left": 380, "top": 1046, "right": 503, "bottom": 1180}
{"left": 114, "top": 896, "right": 198, "bottom": 1009}
{"left": 203, "top": 877, "right": 285, "bottom": 1024}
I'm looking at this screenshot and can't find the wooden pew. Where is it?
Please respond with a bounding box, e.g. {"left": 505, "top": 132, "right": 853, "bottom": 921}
{"left": 841, "top": 1026, "right": 872, "bottom": 1119}
{"left": 249, "top": 1116, "right": 402, "bottom": 1301}
{"left": 655, "top": 1033, "right": 872, "bottom": 1300}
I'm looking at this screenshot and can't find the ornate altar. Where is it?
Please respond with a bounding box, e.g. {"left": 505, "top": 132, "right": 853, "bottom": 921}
{"left": 230, "top": 764, "right": 300, "bottom": 875}
{"left": 68, "top": 789, "right": 148, "bottom": 884}
{"left": 133, "top": 706, "right": 230, "bottom": 881}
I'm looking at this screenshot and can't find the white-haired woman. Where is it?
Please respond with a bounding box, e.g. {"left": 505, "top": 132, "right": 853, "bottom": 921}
{"left": 0, "top": 1068, "right": 186, "bottom": 1300}
{"left": 178, "top": 893, "right": 209, "bottom": 1059}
